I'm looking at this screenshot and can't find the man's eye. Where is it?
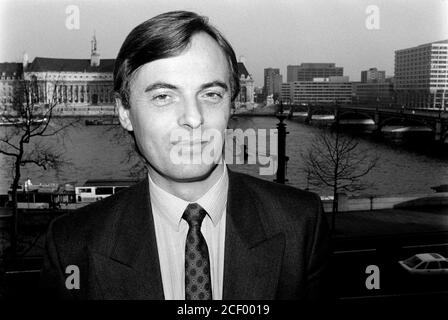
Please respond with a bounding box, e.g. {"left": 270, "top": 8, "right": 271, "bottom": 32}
{"left": 202, "top": 92, "right": 223, "bottom": 101}
{"left": 151, "top": 94, "right": 173, "bottom": 105}
{"left": 153, "top": 94, "right": 170, "bottom": 101}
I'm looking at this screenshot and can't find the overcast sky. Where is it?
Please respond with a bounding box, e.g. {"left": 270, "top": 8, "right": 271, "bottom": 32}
{"left": 0, "top": 0, "right": 447, "bottom": 86}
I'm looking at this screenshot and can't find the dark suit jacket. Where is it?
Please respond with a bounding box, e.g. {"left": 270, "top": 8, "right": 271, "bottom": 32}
{"left": 40, "top": 169, "right": 331, "bottom": 300}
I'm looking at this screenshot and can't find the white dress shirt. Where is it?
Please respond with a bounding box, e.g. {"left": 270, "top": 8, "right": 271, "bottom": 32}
{"left": 148, "top": 164, "right": 228, "bottom": 300}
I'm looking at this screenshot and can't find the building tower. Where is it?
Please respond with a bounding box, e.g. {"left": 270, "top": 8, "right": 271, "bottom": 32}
{"left": 22, "top": 52, "right": 29, "bottom": 70}
{"left": 90, "top": 32, "right": 100, "bottom": 67}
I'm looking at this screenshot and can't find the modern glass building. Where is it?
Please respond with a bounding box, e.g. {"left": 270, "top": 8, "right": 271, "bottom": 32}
{"left": 291, "top": 76, "right": 352, "bottom": 105}
{"left": 394, "top": 39, "right": 448, "bottom": 109}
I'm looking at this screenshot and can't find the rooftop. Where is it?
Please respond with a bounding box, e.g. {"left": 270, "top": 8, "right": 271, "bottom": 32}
{"left": 237, "top": 62, "right": 250, "bottom": 78}
{"left": 395, "top": 39, "right": 448, "bottom": 52}
{"left": 300, "top": 63, "right": 338, "bottom": 68}
{"left": 26, "top": 58, "right": 252, "bottom": 79}
{"left": 0, "top": 63, "right": 23, "bottom": 78}
{"left": 82, "top": 179, "right": 139, "bottom": 187}
{"left": 28, "top": 57, "right": 115, "bottom": 73}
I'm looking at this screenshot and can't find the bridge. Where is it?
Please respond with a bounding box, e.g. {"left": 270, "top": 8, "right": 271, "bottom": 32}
{"left": 286, "top": 104, "right": 448, "bottom": 143}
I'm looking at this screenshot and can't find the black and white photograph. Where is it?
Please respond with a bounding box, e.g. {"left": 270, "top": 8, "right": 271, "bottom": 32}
{"left": 0, "top": 0, "right": 447, "bottom": 311}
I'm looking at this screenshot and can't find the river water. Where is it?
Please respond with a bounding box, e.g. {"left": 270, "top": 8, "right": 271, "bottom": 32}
{"left": 1, "top": 116, "right": 447, "bottom": 197}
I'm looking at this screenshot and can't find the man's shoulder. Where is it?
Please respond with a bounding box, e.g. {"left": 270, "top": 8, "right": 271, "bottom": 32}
{"left": 228, "top": 170, "right": 325, "bottom": 235}
{"left": 230, "top": 170, "right": 320, "bottom": 206}
{"left": 48, "top": 178, "right": 147, "bottom": 244}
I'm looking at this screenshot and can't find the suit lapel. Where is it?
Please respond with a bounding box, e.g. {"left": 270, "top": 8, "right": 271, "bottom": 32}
{"left": 89, "top": 178, "right": 164, "bottom": 300}
{"left": 88, "top": 170, "right": 285, "bottom": 300}
{"left": 223, "top": 170, "right": 285, "bottom": 299}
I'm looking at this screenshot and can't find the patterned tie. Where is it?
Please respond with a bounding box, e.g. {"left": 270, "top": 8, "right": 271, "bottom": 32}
{"left": 182, "top": 203, "right": 212, "bottom": 300}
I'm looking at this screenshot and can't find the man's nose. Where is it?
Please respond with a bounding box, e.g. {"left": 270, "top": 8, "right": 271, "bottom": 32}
{"left": 179, "top": 97, "right": 204, "bottom": 129}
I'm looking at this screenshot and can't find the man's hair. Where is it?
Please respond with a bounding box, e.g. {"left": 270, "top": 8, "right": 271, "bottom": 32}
{"left": 113, "top": 10, "right": 240, "bottom": 108}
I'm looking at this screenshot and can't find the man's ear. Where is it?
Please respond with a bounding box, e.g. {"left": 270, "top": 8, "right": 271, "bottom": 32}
{"left": 116, "top": 97, "right": 133, "bottom": 131}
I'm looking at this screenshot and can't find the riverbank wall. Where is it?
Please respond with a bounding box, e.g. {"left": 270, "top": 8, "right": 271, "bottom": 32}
{"left": 321, "top": 192, "right": 448, "bottom": 213}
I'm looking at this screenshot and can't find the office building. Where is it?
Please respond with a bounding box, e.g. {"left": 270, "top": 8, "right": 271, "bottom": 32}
{"left": 287, "top": 63, "right": 343, "bottom": 82}
{"left": 394, "top": 39, "right": 448, "bottom": 109}
{"left": 280, "top": 82, "right": 293, "bottom": 104}
{"left": 354, "top": 68, "right": 394, "bottom": 104}
{"left": 353, "top": 79, "right": 395, "bottom": 105}
{"left": 263, "top": 68, "right": 282, "bottom": 100}
{"left": 361, "top": 68, "right": 386, "bottom": 83}
{"left": 287, "top": 65, "right": 300, "bottom": 83}
{"left": 291, "top": 76, "right": 352, "bottom": 105}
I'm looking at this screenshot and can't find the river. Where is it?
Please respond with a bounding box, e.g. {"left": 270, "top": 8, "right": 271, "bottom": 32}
{"left": 1, "top": 116, "right": 447, "bottom": 197}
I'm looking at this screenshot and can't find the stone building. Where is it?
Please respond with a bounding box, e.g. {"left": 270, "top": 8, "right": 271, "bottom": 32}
{"left": 0, "top": 62, "right": 23, "bottom": 113}
{"left": 236, "top": 62, "right": 254, "bottom": 106}
{"left": 23, "top": 34, "right": 115, "bottom": 116}
{"left": 2, "top": 36, "right": 255, "bottom": 115}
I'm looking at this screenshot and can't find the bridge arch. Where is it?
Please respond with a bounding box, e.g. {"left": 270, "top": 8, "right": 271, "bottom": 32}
{"left": 441, "top": 131, "right": 448, "bottom": 144}
{"left": 378, "top": 117, "right": 431, "bottom": 130}
{"left": 338, "top": 111, "right": 375, "bottom": 122}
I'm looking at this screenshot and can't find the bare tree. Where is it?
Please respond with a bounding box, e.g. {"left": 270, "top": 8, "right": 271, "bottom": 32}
{"left": 302, "top": 125, "right": 378, "bottom": 233}
{"left": 0, "top": 76, "right": 75, "bottom": 256}
{"left": 105, "top": 122, "right": 148, "bottom": 178}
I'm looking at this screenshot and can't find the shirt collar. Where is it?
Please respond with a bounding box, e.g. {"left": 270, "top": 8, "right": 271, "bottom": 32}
{"left": 148, "top": 163, "right": 228, "bottom": 231}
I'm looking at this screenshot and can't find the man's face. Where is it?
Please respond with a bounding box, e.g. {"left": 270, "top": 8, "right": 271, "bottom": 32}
{"left": 118, "top": 32, "right": 232, "bottom": 182}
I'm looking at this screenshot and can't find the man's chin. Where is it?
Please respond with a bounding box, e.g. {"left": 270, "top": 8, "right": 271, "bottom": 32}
{"left": 162, "top": 163, "right": 220, "bottom": 183}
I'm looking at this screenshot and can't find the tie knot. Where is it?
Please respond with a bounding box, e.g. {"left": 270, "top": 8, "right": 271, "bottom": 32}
{"left": 182, "top": 203, "right": 206, "bottom": 227}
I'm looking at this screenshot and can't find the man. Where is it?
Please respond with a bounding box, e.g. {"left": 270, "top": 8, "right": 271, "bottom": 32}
{"left": 40, "top": 11, "right": 330, "bottom": 300}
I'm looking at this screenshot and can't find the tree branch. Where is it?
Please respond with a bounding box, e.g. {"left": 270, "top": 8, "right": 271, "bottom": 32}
{"left": 0, "top": 148, "right": 19, "bottom": 158}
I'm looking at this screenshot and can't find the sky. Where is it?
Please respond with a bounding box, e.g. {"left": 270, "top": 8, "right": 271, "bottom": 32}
{"left": 0, "top": 0, "right": 447, "bottom": 86}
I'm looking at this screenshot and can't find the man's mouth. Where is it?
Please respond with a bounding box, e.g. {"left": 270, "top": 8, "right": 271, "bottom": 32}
{"left": 175, "top": 140, "right": 209, "bottom": 147}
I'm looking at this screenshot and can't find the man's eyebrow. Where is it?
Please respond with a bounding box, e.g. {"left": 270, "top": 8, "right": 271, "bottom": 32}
{"left": 144, "top": 81, "right": 229, "bottom": 92}
{"left": 144, "top": 82, "right": 178, "bottom": 92}
{"left": 200, "top": 81, "right": 229, "bottom": 91}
